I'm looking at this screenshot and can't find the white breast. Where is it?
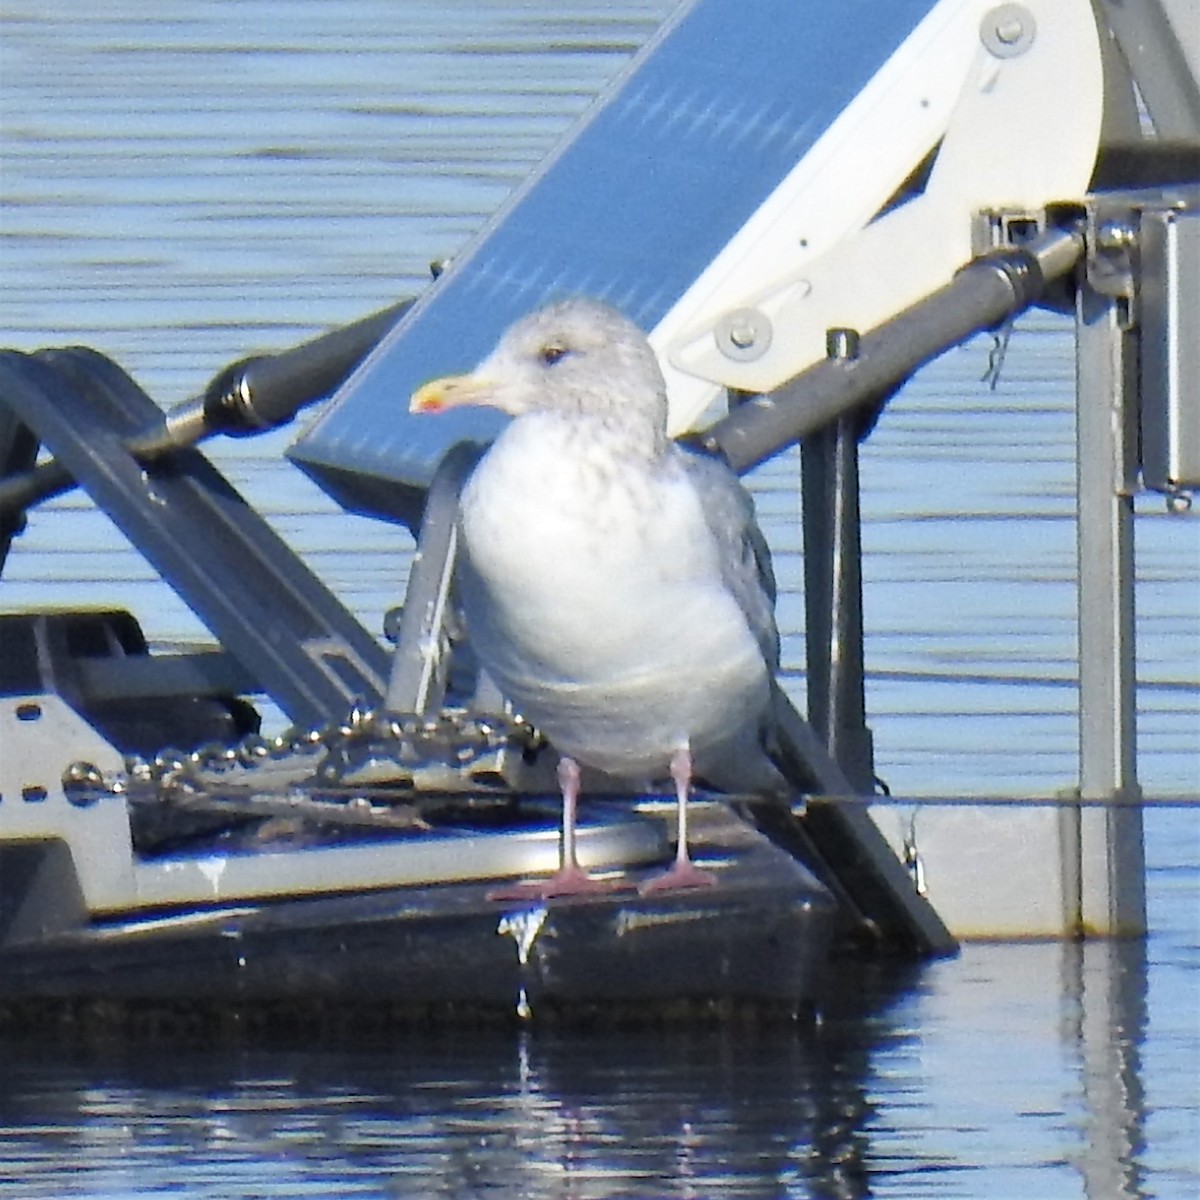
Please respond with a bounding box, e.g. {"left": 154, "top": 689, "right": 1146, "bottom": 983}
{"left": 458, "top": 414, "right": 769, "bottom": 779}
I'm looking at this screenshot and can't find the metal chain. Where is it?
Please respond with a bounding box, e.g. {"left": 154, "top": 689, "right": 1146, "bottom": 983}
{"left": 63, "top": 704, "right": 541, "bottom": 832}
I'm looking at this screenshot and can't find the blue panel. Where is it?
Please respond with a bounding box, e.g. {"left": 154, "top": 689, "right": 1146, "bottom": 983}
{"left": 291, "top": 0, "right": 936, "bottom": 506}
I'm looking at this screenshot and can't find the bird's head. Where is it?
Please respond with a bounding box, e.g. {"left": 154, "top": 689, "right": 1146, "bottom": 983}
{"left": 410, "top": 298, "right": 669, "bottom": 440}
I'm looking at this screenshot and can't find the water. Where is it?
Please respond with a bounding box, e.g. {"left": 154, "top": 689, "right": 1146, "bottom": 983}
{"left": 1, "top": 3, "right": 1198, "bottom": 1196}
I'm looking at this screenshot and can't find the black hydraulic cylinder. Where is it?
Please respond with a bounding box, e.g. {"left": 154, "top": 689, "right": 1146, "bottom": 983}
{"left": 703, "top": 229, "right": 1083, "bottom": 472}
{"left": 201, "top": 299, "right": 412, "bottom": 436}
{"left": 0, "top": 299, "right": 411, "bottom": 519}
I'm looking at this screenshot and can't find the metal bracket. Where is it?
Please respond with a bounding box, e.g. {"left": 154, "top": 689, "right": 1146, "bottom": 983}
{"left": 657, "top": 0, "right": 1105, "bottom": 402}
{"left": 1082, "top": 188, "right": 1197, "bottom": 323}
{"left": 1084, "top": 194, "right": 1144, "bottom": 310}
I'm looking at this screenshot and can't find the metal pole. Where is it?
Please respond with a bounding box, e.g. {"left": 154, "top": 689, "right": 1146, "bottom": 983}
{"left": 800, "top": 414, "right": 874, "bottom": 792}
{"left": 800, "top": 432, "right": 834, "bottom": 746}
{"left": 1072, "top": 278, "right": 1145, "bottom": 937}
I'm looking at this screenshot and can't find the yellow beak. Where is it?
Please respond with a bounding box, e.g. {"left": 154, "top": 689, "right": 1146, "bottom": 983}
{"left": 410, "top": 373, "right": 496, "bottom": 414}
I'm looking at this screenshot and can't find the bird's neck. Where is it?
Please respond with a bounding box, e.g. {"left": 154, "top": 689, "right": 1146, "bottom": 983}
{"left": 567, "top": 409, "right": 667, "bottom": 463}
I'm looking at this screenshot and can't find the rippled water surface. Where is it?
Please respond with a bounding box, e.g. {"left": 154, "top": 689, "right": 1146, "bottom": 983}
{"left": 1, "top": 3, "right": 1198, "bottom": 1197}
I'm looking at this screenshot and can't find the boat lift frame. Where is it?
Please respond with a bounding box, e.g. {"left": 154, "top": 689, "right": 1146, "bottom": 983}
{"left": 1, "top": 0, "right": 1197, "bottom": 977}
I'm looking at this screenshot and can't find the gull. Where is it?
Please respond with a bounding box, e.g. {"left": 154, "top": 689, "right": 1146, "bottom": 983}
{"left": 410, "top": 297, "right": 789, "bottom": 896}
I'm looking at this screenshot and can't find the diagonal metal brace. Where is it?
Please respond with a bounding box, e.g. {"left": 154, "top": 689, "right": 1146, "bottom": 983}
{"left": 386, "top": 441, "right": 483, "bottom": 718}
{"left": 764, "top": 682, "right": 956, "bottom": 958}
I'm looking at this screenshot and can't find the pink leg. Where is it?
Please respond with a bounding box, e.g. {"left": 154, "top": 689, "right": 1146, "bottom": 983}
{"left": 638, "top": 746, "right": 718, "bottom": 895}
{"left": 488, "top": 757, "right": 627, "bottom": 901}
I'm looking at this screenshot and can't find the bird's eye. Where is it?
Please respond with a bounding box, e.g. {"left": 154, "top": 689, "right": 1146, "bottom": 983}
{"left": 539, "top": 343, "right": 570, "bottom": 366}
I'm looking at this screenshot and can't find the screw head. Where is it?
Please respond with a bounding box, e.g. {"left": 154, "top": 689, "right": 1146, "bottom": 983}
{"left": 981, "top": 4, "right": 1036, "bottom": 58}
{"left": 714, "top": 308, "right": 773, "bottom": 362}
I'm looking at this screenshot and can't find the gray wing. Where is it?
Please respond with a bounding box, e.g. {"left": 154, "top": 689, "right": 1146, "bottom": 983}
{"left": 676, "top": 444, "right": 780, "bottom": 671}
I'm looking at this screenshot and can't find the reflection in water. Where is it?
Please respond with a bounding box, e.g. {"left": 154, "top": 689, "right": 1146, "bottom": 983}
{"left": 0, "top": 965, "right": 911, "bottom": 1199}
{"left": 1069, "top": 938, "right": 1148, "bottom": 1200}
{"left": 0, "top": 946, "right": 1163, "bottom": 1198}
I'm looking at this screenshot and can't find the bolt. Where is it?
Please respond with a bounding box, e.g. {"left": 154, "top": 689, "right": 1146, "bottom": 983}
{"left": 1166, "top": 488, "right": 1193, "bottom": 516}
{"left": 1097, "top": 219, "right": 1137, "bottom": 251}
{"left": 715, "top": 308, "right": 772, "bottom": 361}
{"left": 826, "top": 327, "right": 861, "bottom": 361}
{"left": 980, "top": 4, "right": 1036, "bottom": 58}
{"left": 994, "top": 17, "right": 1024, "bottom": 43}
{"left": 728, "top": 320, "right": 757, "bottom": 349}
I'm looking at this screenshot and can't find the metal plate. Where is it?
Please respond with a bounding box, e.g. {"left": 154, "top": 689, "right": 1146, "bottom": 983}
{"left": 1141, "top": 206, "right": 1200, "bottom": 492}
